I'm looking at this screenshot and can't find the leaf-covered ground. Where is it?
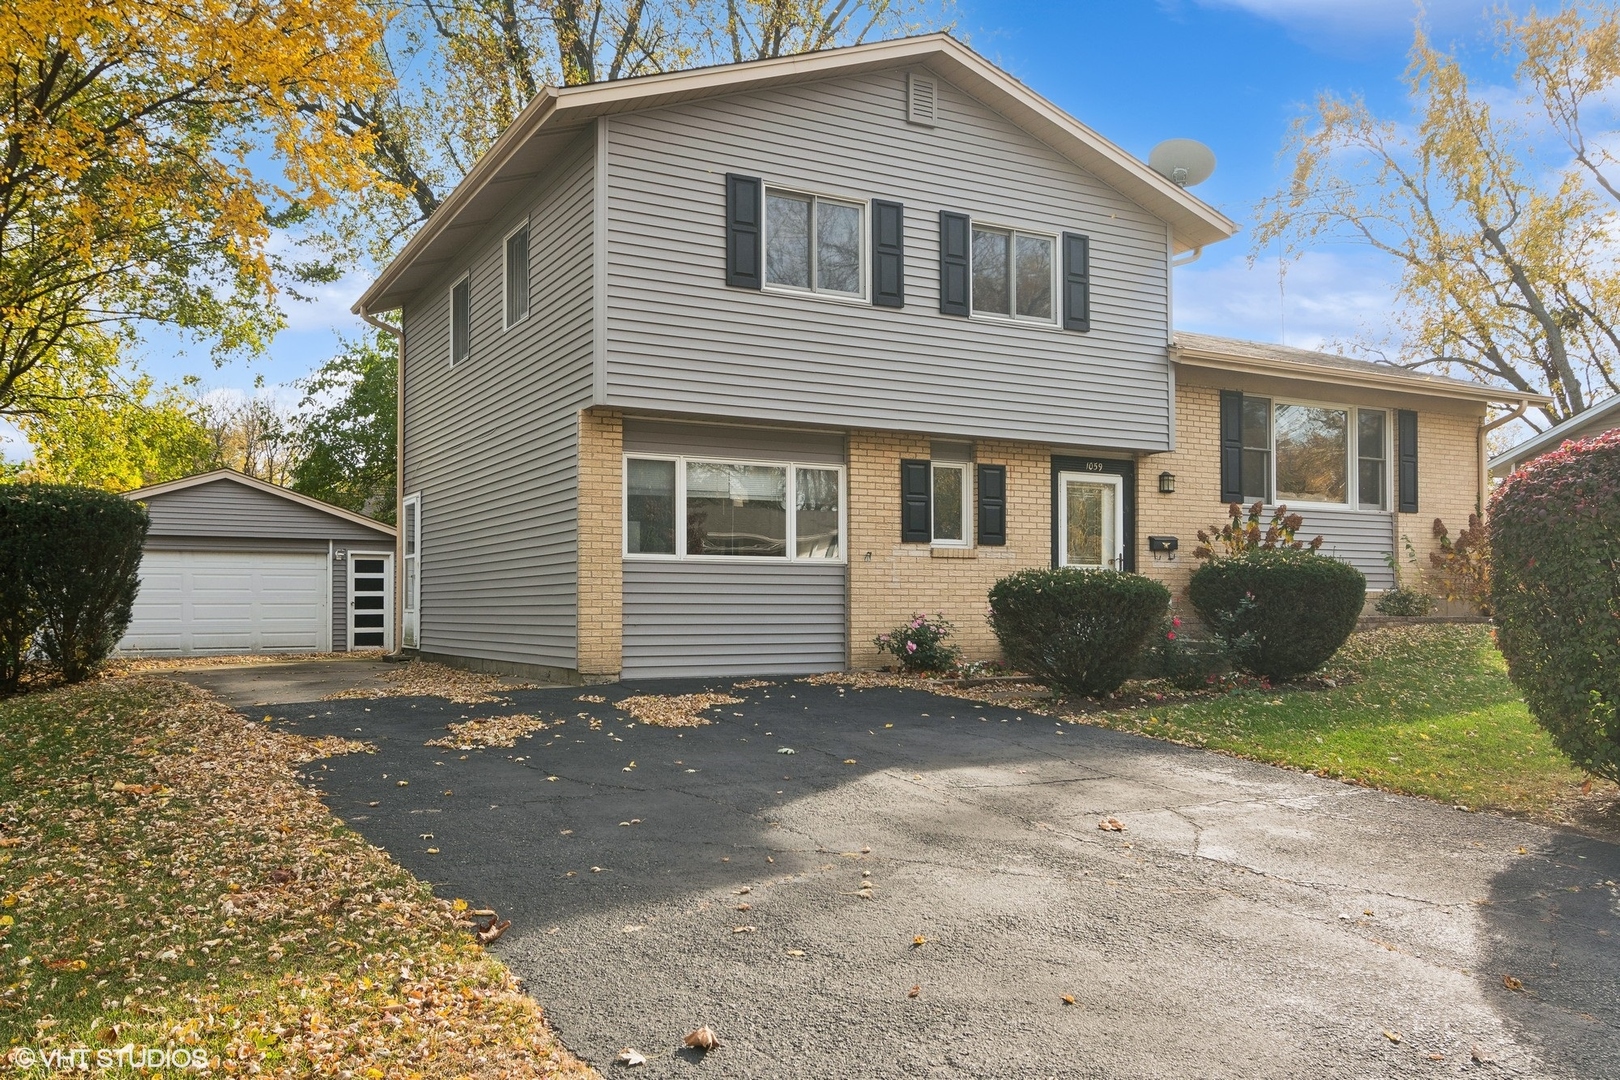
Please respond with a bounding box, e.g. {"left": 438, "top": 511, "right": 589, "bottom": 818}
{"left": 0, "top": 676, "right": 594, "bottom": 1078}
{"left": 1050, "top": 625, "right": 1620, "bottom": 833}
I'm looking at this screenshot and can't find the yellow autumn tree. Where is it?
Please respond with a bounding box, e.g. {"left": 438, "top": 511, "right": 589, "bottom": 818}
{"left": 1256, "top": 10, "right": 1620, "bottom": 428}
{"left": 0, "top": 0, "right": 389, "bottom": 417}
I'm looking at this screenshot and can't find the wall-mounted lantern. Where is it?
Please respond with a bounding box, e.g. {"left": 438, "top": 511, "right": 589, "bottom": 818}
{"left": 1158, "top": 471, "right": 1176, "bottom": 494}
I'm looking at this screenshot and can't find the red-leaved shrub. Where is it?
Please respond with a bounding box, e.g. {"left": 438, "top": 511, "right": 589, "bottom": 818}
{"left": 1490, "top": 429, "right": 1620, "bottom": 783}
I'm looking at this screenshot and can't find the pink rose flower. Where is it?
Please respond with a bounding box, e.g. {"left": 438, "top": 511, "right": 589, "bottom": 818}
{"left": 1171, "top": 616, "right": 1182, "bottom": 628}
{"left": 1166, "top": 631, "right": 1177, "bottom": 641}
{"left": 906, "top": 641, "right": 918, "bottom": 654}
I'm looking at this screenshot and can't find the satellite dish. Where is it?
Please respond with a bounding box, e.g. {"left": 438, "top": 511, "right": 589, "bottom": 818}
{"left": 1149, "top": 139, "right": 1216, "bottom": 188}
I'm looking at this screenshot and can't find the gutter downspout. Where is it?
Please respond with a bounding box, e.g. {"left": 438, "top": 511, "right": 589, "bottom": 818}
{"left": 359, "top": 307, "right": 405, "bottom": 656}
{"left": 1478, "top": 399, "right": 1531, "bottom": 514}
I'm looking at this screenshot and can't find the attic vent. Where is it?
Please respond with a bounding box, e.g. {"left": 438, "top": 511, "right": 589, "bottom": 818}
{"left": 907, "top": 73, "right": 938, "bottom": 127}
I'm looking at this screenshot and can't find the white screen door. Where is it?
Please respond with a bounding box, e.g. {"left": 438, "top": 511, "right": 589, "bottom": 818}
{"left": 1058, "top": 472, "right": 1124, "bottom": 569}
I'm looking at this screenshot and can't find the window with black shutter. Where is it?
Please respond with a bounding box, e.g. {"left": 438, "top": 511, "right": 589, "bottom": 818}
{"left": 725, "top": 174, "right": 762, "bottom": 289}
{"left": 872, "top": 200, "right": 905, "bottom": 308}
{"left": 901, "top": 459, "right": 931, "bottom": 542}
{"left": 938, "top": 211, "right": 970, "bottom": 316}
{"left": 1061, "top": 232, "right": 1090, "bottom": 332}
{"left": 1397, "top": 410, "right": 1419, "bottom": 512}
{"left": 976, "top": 464, "right": 1006, "bottom": 546}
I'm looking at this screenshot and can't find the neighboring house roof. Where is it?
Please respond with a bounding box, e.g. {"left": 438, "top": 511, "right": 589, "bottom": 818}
{"left": 1488, "top": 391, "right": 1620, "bottom": 473}
{"left": 1171, "top": 333, "right": 1552, "bottom": 406}
{"left": 123, "top": 470, "right": 396, "bottom": 538}
{"left": 355, "top": 34, "right": 1239, "bottom": 315}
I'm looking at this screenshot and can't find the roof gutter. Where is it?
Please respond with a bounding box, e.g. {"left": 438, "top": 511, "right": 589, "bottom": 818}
{"left": 1172, "top": 349, "right": 1553, "bottom": 406}
{"left": 1478, "top": 398, "right": 1532, "bottom": 511}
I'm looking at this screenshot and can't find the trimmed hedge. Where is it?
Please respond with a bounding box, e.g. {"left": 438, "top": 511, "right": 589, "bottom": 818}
{"left": 0, "top": 484, "right": 149, "bottom": 687}
{"left": 987, "top": 568, "right": 1169, "bottom": 696}
{"left": 1188, "top": 549, "right": 1366, "bottom": 680}
{"left": 1490, "top": 429, "right": 1620, "bottom": 784}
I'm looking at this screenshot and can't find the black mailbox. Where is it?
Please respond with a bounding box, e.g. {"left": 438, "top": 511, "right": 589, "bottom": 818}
{"left": 1147, "top": 535, "right": 1179, "bottom": 554}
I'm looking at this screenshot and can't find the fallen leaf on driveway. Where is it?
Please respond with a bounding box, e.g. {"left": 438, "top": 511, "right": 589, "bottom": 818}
{"left": 912, "top": 935, "right": 926, "bottom": 947}
{"left": 732, "top": 925, "right": 755, "bottom": 934}
{"left": 683, "top": 1026, "right": 721, "bottom": 1051}
{"left": 1502, "top": 974, "right": 1524, "bottom": 991}
{"left": 427, "top": 713, "right": 548, "bottom": 749}
{"left": 1098, "top": 817, "right": 1125, "bottom": 832}
{"left": 1061, "top": 994, "right": 1076, "bottom": 1005}
{"left": 777, "top": 748, "right": 796, "bottom": 755}
{"left": 908, "top": 985, "right": 920, "bottom": 998}
{"left": 843, "top": 758, "right": 858, "bottom": 765}
{"left": 1383, "top": 1030, "right": 1401, "bottom": 1044}
{"left": 617, "top": 693, "right": 741, "bottom": 728}
{"left": 476, "top": 918, "right": 511, "bottom": 945}
{"left": 615, "top": 1048, "right": 647, "bottom": 1067}
{"left": 1471, "top": 1046, "right": 1495, "bottom": 1064}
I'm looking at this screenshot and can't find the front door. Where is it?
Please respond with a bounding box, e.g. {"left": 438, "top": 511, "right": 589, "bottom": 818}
{"left": 347, "top": 552, "right": 394, "bottom": 650}
{"left": 1058, "top": 472, "right": 1124, "bottom": 569}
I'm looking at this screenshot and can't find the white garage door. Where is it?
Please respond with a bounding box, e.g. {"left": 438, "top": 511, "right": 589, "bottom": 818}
{"left": 119, "top": 550, "right": 329, "bottom": 655}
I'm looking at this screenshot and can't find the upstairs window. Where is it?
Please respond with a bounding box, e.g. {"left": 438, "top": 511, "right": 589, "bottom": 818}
{"left": 765, "top": 190, "right": 864, "bottom": 298}
{"left": 971, "top": 226, "right": 1054, "bottom": 321}
{"left": 449, "top": 274, "right": 470, "bottom": 365}
{"left": 504, "top": 221, "right": 530, "bottom": 328}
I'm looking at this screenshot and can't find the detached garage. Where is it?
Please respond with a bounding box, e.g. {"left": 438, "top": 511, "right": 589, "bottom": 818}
{"left": 118, "top": 471, "right": 397, "bottom": 656}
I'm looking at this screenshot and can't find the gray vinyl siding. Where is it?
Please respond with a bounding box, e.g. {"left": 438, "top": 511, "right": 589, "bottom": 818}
{"left": 602, "top": 70, "right": 1174, "bottom": 451}
{"left": 623, "top": 418, "right": 844, "bottom": 463}
{"left": 399, "top": 130, "right": 596, "bottom": 668}
{"left": 622, "top": 562, "right": 846, "bottom": 678}
{"left": 1306, "top": 508, "right": 1396, "bottom": 590}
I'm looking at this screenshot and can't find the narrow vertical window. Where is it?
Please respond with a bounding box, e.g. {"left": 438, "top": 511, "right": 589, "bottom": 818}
{"left": 1240, "top": 397, "right": 1271, "bottom": 502}
{"left": 401, "top": 493, "right": 421, "bottom": 648}
{"left": 795, "top": 467, "right": 841, "bottom": 558}
{"left": 1358, "top": 410, "right": 1387, "bottom": 510}
{"left": 931, "top": 462, "right": 970, "bottom": 545}
{"left": 504, "top": 222, "right": 529, "bottom": 328}
{"left": 626, "top": 459, "right": 677, "bottom": 555}
{"left": 450, "top": 275, "right": 470, "bottom": 365}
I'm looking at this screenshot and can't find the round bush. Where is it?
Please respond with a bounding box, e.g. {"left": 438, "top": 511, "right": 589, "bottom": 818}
{"left": 0, "top": 483, "right": 149, "bottom": 687}
{"left": 987, "top": 568, "right": 1170, "bottom": 697}
{"left": 1188, "top": 550, "right": 1366, "bottom": 680}
{"left": 1490, "top": 429, "right": 1620, "bottom": 784}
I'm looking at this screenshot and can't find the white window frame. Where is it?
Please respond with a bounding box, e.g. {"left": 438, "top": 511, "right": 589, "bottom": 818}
{"left": 622, "top": 453, "right": 847, "bottom": 564}
{"left": 1356, "top": 407, "right": 1390, "bottom": 511}
{"left": 502, "top": 219, "right": 531, "bottom": 330}
{"left": 448, "top": 273, "right": 471, "bottom": 366}
{"left": 1266, "top": 398, "right": 1390, "bottom": 512}
{"left": 1057, "top": 470, "right": 1125, "bottom": 569}
{"left": 968, "top": 220, "right": 1059, "bottom": 326}
{"left": 761, "top": 186, "right": 870, "bottom": 304}
{"left": 401, "top": 492, "right": 421, "bottom": 648}
{"left": 930, "top": 460, "right": 972, "bottom": 547}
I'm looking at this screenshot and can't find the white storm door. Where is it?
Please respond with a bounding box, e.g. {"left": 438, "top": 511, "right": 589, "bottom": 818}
{"left": 347, "top": 552, "right": 394, "bottom": 650}
{"left": 1058, "top": 472, "right": 1124, "bottom": 570}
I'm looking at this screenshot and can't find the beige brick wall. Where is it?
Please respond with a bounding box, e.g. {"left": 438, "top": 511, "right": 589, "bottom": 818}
{"left": 1402, "top": 407, "right": 1483, "bottom": 596}
{"left": 576, "top": 407, "right": 623, "bottom": 679}
{"left": 847, "top": 431, "right": 1052, "bottom": 668}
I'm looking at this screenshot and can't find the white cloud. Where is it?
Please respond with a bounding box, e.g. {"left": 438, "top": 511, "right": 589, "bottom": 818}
{"left": 1174, "top": 246, "right": 1403, "bottom": 353}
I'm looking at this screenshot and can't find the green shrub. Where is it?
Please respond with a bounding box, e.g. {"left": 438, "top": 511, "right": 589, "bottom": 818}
{"left": 1138, "top": 614, "right": 1230, "bottom": 690}
{"left": 1188, "top": 550, "right": 1366, "bottom": 680}
{"left": 0, "top": 484, "right": 149, "bottom": 687}
{"left": 1375, "top": 587, "right": 1436, "bottom": 617}
{"left": 875, "top": 613, "right": 959, "bottom": 674}
{"left": 987, "top": 568, "right": 1169, "bottom": 696}
{"left": 1490, "top": 429, "right": 1620, "bottom": 784}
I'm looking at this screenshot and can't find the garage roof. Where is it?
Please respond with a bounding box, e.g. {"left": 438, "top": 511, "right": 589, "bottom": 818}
{"left": 125, "top": 471, "right": 396, "bottom": 540}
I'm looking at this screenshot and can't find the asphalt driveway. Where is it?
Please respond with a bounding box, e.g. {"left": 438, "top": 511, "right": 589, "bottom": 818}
{"left": 261, "top": 676, "right": 1620, "bottom": 1079}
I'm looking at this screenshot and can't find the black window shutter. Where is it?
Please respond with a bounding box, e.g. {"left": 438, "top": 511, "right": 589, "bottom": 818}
{"left": 1397, "top": 409, "right": 1419, "bottom": 513}
{"left": 1061, "top": 232, "right": 1091, "bottom": 332}
{"left": 1219, "top": 390, "right": 1244, "bottom": 504}
{"left": 976, "top": 464, "right": 1007, "bottom": 546}
{"left": 872, "top": 200, "right": 905, "bottom": 308}
{"left": 901, "top": 459, "right": 931, "bottom": 542}
{"left": 938, "top": 211, "right": 970, "bottom": 316}
{"left": 725, "top": 174, "right": 762, "bottom": 289}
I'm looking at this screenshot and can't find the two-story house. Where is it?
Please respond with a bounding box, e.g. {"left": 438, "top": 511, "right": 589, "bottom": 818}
{"left": 354, "top": 34, "right": 1542, "bottom": 682}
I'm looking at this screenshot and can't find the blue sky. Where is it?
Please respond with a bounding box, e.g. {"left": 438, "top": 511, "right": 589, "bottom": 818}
{"left": 2, "top": 0, "right": 1527, "bottom": 459}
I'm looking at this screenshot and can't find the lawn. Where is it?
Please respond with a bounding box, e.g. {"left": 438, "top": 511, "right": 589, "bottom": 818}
{"left": 1050, "top": 625, "right": 1619, "bottom": 829}
{"left": 0, "top": 675, "right": 593, "bottom": 1078}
